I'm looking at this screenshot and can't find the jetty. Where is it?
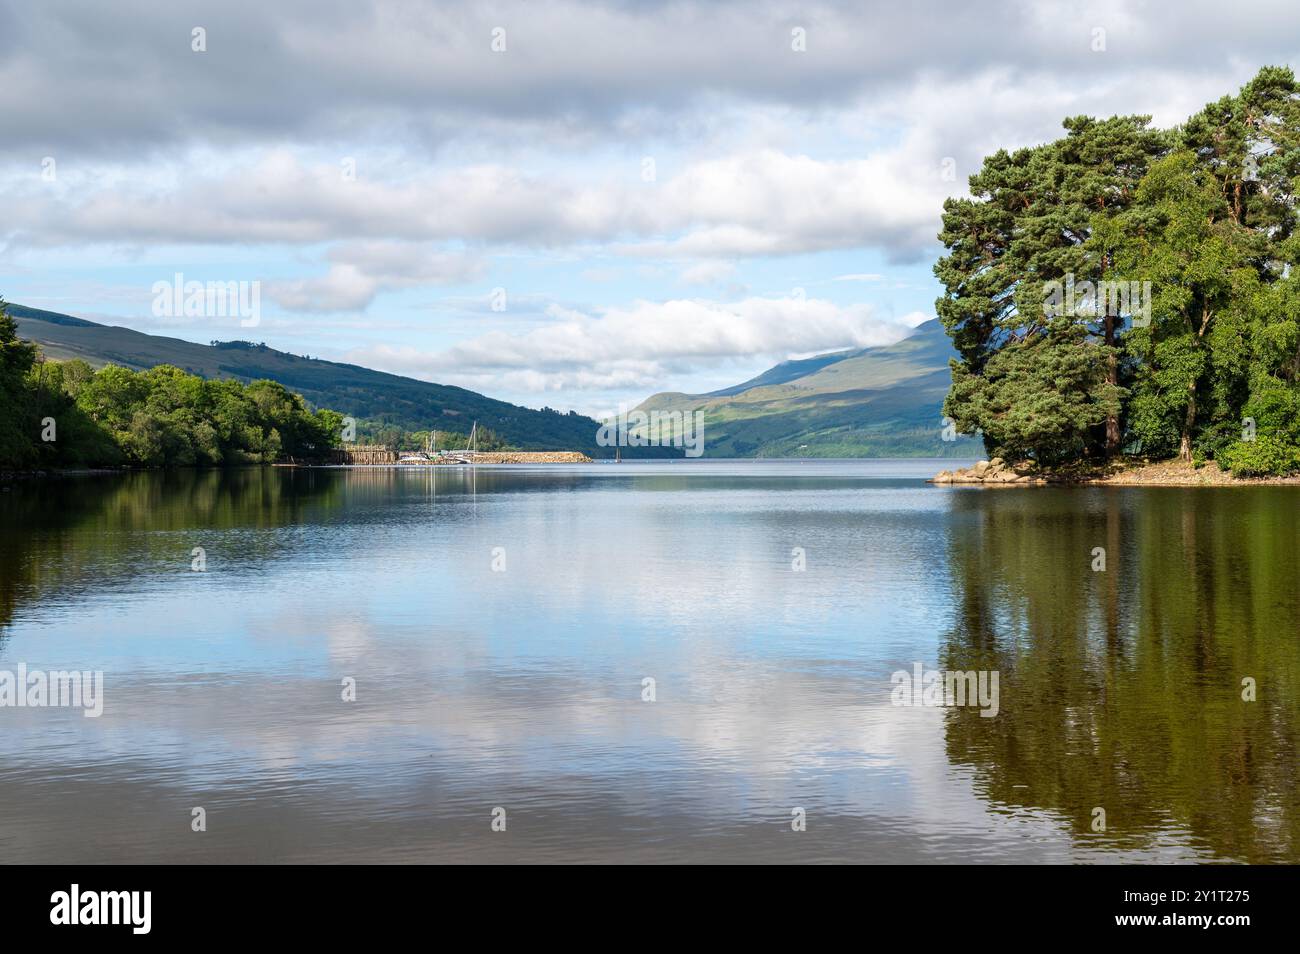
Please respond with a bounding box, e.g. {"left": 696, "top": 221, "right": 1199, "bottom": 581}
{"left": 327, "top": 444, "right": 397, "bottom": 465}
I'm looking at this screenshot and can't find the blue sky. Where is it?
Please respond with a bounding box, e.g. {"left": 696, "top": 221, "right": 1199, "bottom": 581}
{"left": 3, "top": 1, "right": 1297, "bottom": 416}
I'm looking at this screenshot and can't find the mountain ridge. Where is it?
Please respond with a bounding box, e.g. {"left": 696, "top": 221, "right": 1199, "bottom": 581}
{"left": 631, "top": 318, "right": 979, "bottom": 457}
{"left": 8, "top": 303, "right": 613, "bottom": 454}
{"left": 12, "top": 304, "right": 977, "bottom": 459}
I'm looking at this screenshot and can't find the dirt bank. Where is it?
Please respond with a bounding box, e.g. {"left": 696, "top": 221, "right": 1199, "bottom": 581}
{"left": 931, "top": 457, "right": 1300, "bottom": 487}
{"left": 1087, "top": 458, "right": 1300, "bottom": 486}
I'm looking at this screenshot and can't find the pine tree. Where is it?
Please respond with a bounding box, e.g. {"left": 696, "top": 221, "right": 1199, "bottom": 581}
{"left": 1110, "top": 150, "right": 1262, "bottom": 460}
{"left": 935, "top": 117, "right": 1166, "bottom": 461}
{"left": 0, "top": 299, "right": 40, "bottom": 465}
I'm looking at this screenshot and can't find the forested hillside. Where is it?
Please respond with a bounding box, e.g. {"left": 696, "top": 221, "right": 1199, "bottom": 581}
{"left": 8, "top": 303, "right": 608, "bottom": 455}
{"left": 0, "top": 300, "right": 342, "bottom": 468}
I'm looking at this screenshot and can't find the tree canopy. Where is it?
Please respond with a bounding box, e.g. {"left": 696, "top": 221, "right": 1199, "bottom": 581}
{"left": 936, "top": 66, "right": 1300, "bottom": 473}
{"left": 0, "top": 299, "right": 344, "bottom": 468}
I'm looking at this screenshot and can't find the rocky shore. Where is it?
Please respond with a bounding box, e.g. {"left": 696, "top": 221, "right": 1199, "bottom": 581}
{"left": 930, "top": 458, "right": 1045, "bottom": 485}
{"left": 931, "top": 457, "right": 1300, "bottom": 487}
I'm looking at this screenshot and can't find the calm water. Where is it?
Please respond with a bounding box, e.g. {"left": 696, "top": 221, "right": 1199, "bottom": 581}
{"left": 1, "top": 460, "right": 1298, "bottom": 864}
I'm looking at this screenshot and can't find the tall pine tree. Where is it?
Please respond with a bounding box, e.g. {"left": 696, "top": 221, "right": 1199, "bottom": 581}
{"left": 935, "top": 116, "right": 1167, "bottom": 462}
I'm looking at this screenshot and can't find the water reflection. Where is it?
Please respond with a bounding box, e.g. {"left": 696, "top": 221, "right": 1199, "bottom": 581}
{"left": 1, "top": 465, "right": 1296, "bottom": 862}
{"left": 941, "top": 488, "right": 1300, "bottom": 863}
{"left": 0, "top": 469, "right": 347, "bottom": 636}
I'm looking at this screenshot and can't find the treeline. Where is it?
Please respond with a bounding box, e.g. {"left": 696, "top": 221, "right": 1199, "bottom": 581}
{"left": 1, "top": 301, "right": 343, "bottom": 468}
{"left": 937, "top": 66, "right": 1300, "bottom": 475}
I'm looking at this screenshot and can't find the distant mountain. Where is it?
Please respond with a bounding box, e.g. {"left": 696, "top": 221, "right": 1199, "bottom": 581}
{"left": 9, "top": 304, "right": 618, "bottom": 455}
{"left": 632, "top": 318, "right": 980, "bottom": 457}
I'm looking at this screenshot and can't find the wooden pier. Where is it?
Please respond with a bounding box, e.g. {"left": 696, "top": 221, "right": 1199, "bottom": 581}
{"left": 327, "top": 444, "right": 398, "bottom": 465}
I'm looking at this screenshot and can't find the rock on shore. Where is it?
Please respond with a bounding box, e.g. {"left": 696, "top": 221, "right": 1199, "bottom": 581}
{"left": 929, "top": 458, "right": 1044, "bottom": 486}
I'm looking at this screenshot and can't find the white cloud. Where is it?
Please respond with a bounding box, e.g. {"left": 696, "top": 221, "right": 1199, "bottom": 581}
{"left": 3, "top": 145, "right": 955, "bottom": 273}
{"left": 4, "top": 1, "right": 1293, "bottom": 158}
{"left": 3, "top": 0, "right": 1294, "bottom": 410}
{"left": 266, "top": 242, "right": 483, "bottom": 312}
{"left": 679, "top": 262, "right": 737, "bottom": 285}
{"left": 346, "top": 294, "right": 914, "bottom": 393}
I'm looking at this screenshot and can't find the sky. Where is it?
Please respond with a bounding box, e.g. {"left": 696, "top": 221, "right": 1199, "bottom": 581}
{"left": 3, "top": 0, "right": 1299, "bottom": 417}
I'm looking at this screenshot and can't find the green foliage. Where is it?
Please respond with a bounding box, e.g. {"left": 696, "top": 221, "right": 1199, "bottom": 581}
{"left": 936, "top": 67, "right": 1300, "bottom": 473}
{"left": 1219, "top": 436, "right": 1300, "bottom": 477}
{"left": 935, "top": 115, "right": 1167, "bottom": 460}
{"left": 8, "top": 302, "right": 605, "bottom": 454}
{"left": 0, "top": 304, "right": 345, "bottom": 471}
{"left": 0, "top": 298, "right": 42, "bottom": 466}
{"left": 946, "top": 323, "right": 1124, "bottom": 465}
{"left": 1109, "top": 149, "right": 1264, "bottom": 460}
{"left": 365, "top": 424, "right": 511, "bottom": 452}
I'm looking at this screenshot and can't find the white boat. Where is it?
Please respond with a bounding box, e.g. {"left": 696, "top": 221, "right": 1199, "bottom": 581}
{"left": 398, "top": 432, "right": 438, "bottom": 464}
{"left": 444, "top": 422, "right": 479, "bottom": 462}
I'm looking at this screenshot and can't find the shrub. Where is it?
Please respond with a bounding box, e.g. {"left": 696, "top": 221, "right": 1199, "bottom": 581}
{"left": 1218, "top": 435, "right": 1300, "bottom": 477}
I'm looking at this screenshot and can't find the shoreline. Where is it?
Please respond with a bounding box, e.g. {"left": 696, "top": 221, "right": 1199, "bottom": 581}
{"left": 11, "top": 456, "right": 1300, "bottom": 484}
{"left": 930, "top": 457, "right": 1300, "bottom": 487}
{"left": 400, "top": 451, "right": 592, "bottom": 465}
{"left": 1, "top": 451, "right": 595, "bottom": 480}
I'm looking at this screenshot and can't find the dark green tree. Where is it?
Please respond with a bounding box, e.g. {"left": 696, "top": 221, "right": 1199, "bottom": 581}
{"left": 935, "top": 116, "right": 1167, "bottom": 461}
{"left": 1109, "top": 150, "right": 1263, "bottom": 460}
{"left": 937, "top": 67, "right": 1300, "bottom": 474}
{"left": 0, "top": 299, "right": 40, "bottom": 465}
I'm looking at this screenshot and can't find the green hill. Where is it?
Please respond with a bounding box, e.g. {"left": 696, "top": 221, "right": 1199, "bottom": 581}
{"left": 9, "top": 304, "right": 612, "bottom": 454}
{"left": 632, "top": 318, "right": 980, "bottom": 457}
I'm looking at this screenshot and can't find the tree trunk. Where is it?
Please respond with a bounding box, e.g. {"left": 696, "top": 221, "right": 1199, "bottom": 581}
{"left": 1180, "top": 380, "right": 1196, "bottom": 461}
{"left": 1181, "top": 307, "right": 1212, "bottom": 462}
{"left": 1104, "top": 312, "right": 1120, "bottom": 455}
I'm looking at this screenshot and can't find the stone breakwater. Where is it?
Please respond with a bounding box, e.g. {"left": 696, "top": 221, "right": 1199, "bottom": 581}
{"left": 317, "top": 450, "right": 594, "bottom": 466}
{"left": 929, "top": 458, "right": 1046, "bottom": 486}
{"left": 468, "top": 452, "right": 592, "bottom": 464}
